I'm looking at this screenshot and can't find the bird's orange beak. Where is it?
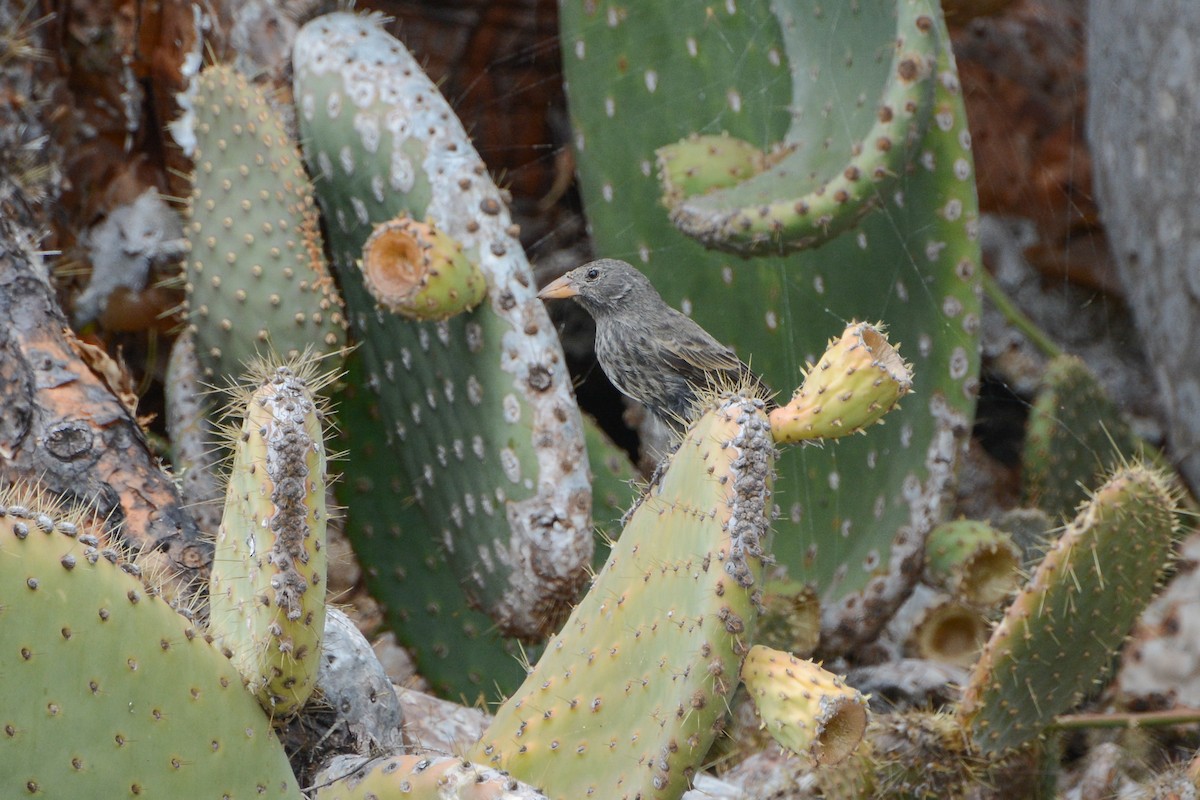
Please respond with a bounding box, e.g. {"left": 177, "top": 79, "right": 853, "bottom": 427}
{"left": 538, "top": 274, "right": 580, "bottom": 300}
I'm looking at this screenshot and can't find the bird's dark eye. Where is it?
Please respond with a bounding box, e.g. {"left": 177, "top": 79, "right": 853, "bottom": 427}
{"left": 585, "top": 267, "right": 600, "bottom": 281}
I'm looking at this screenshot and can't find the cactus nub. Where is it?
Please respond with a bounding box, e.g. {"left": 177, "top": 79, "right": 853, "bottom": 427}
{"left": 361, "top": 215, "right": 487, "bottom": 321}
{"left": 740, "top": 644, "right": 870, "bottom": 766}
{"left": 769, "top": 322, "right": 913, "bottom": 444}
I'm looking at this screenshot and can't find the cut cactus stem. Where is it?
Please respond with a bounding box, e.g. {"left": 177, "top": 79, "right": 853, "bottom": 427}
{"left": 740, "top": 644, "right": 870, "bottom": 766}
{"left": 924, "top": 518, "right": 1021, "bottom": 606}
{"left": 769, "top": 322, "right": 913, "bottom": 444}
{"left": 361, "top": 215, "right": 487, "bottom": 321}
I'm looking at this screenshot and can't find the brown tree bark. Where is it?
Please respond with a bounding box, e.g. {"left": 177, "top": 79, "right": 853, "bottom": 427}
{"left": 0, "top": 216, "right": 210, "bottom": 593}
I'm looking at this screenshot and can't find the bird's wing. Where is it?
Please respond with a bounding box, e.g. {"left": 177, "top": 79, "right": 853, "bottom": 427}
{"left": 658, "top": 312, "right": 745, "bottom": 375}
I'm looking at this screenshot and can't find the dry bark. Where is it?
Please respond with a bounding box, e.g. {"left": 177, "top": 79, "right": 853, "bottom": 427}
{"left": 0, "top": 216, "right": 210, "bottom": 592}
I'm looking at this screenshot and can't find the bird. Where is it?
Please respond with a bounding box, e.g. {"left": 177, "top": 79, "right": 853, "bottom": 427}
{"left": 538, "top": 258, "right": 771, "bottom": 431}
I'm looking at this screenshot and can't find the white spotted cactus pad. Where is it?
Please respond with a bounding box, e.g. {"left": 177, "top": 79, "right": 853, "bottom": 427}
{"left": 471, "top": 396, "right": 774, "bottom": 799}
{"left": 561, "top": 0, "right": 981, "bottom": 646}
{"left": 316, "top": 755, "right": 548, "bottom": 800}
{"left": 208, "top": 363, "right": 329, "bottom": 717}
{"left": 181, "top": 64, "right": 347, "bottom": 380}
{"left": 959, "top": 464, "right": 1180, "bottom": 755}
{"left": 662, "top": 0, "right": 939, "bottom": 255}
{"left": 740, "top": 644, "right": 869, "bottom": 766}
{"left": 769, "top": 321, "right": 913, "bottom": 444}
{"left": 293, "top": 13, "right": 592, "bottom": 641}
{"left": 0, "top": 494, "right": 301, "bottom": 798}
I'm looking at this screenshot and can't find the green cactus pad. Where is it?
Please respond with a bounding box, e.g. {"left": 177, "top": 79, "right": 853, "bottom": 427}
{"left": 316, "top": 755, "right": 548, "bottom": 800}
{"left": 294, "top": 12, "right": 592, "bottom": 641}
{"left": 959, "top": 464, "right": 1180, "bottom": 755}
{"left": 924, "top": 519, "right": 1020, "bottom": 606}
{"left": 561, "top": 0, "right": 981, "bottom": 647}
{"left": 769, "top": 321, "right": 913, "bottom": 444}
{"left": 361, "top": 215, "right": 487, "bottom": 321}
{"left": 740, "top": 644, "right": 869, "bottom": 766}
{"left": 182, "top": 63, "right": 346, "bottom": 380}
{"left": 1021, "top": 355, "right": 1142, "bottom": 521}
{"left": 208, "top": 362, "right": 329, "bottom": 716}
{"left": 0, "top": 495, "right": 301, "bottom": 798}
{"left": 333, "top": 361, "right": 531, "bottom": 699}
{"left": 472, "top": 396, "right": 775, "bottom": 799}
{"left": 663, "top": 0, "right": 939, "bottom": 255}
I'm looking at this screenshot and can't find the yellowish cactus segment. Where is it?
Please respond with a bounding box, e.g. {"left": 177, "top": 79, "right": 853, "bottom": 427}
{"left": 740, "top": 644, "right": 869, "bottom": 765}
{"left": 769, "top": 322, "right": 912, "bottom": 444}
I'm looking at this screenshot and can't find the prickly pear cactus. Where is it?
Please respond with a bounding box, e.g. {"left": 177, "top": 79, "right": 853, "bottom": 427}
{"left": 293, "top": 12, "right": 592, "bottom": 642}
{"left": 208, "top": 360, "right": 329, "bottom": 717}
{"left": 1022, "top": 354, "right": 1142, "bottom": 520}
{"left": 561, "top": 0, "right": 981, "bottom": 647}
{"left": 472, "top": 395, "right": 774, "bottom": 799}
{"left": 924, "top": 518, "right": 1020, "bottom": 606}
{"left": 959, "top": 464, "right": 1180, "bottom": 755}
{"left": 0, "top": 492, "right": 302, "bottom": 798}
{"left": 317, "top": 755, "right": 548, "bottom": 800}
{"left": 180, "top": 63, "right": 346, "bottom": 380}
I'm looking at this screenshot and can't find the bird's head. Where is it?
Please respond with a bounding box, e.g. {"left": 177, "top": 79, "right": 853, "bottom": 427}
{"left": 538, "top": 258, "right": 659, "bottom": 316}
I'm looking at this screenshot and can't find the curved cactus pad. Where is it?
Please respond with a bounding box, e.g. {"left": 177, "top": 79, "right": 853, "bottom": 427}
{"left": 0, "top": 495, "right": 301, "bottom": 798}
{"left": 959, "top": 464, "right": 1180, "bottom": 754}
{"left": 294, "top": 12, "right": 592, "bottom": 640}
{"left": 663, "top": 0, "right": 939, "bottom": 255}
{"left": 561, "top": 0, "right": 981, "bottom": 643}
{"left": 472, "top": 396, "right": 774, "bottom": 799}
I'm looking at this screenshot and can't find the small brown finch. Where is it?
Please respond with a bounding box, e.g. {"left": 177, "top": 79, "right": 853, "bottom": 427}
{"left": 539, "top": 258, "right": 770, "bottom": 430}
